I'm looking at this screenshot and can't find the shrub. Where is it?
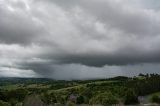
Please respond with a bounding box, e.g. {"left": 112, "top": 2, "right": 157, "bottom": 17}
{"left": 151, "top": 95, "right": 160, "bottom": 103}
{"left": 89, "top": 92, "right": 118, "bottom": 105}
{"left": 76, "top": 95, "right": 84, "bottom": 104}
{"left": 0, "top": 100, "right": 11, "bottom": 106}
{"left": 66, "top": 101, "right": 76, "bottom": 106}
{"left": 8, "top": 89, "right": 28, "bottom": 102}
{"left": 124, "top": 89, "right": 139, "bottom": 105}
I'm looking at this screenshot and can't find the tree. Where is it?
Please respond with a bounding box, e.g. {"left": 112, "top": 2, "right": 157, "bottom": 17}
{"left": 43, "top": 92, "right": 50, "bottom": 104}
{"left": 139, "top": 73, "right": 145, "bottom": 77}
{"left": 8, "top": 89, "right": 28, "bottom": 102}
{"left": 50, "top": 92, "right": 57, "bottom": 103}
{"left": 76, "top": 95, "right": 84, "bottom": 104}
{"left": 124, "top": 89, "right": 139, "bottom": 105}
{"left": 89, "top": 92, "right": 118, "bottom": 105}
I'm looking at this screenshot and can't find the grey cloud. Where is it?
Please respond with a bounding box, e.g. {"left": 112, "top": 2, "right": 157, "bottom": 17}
{"left": 12, "top": 63, "right": 160, "bottom": 80}
{"left": 0, "top": 0, "right": 160, "bottom": 78}
{"left": 0, "top": 67, "right": 38, "bottom": 78}
{"left": 52, "top": 0, "right": 160, "bottom": 36}
{"left": 51, "top": 50, "right": 160, "bottom": 67}
{"left": 0, "top": 0, "right": 46, "bottom": 44}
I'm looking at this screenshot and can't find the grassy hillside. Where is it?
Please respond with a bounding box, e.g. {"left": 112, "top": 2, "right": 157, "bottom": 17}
{"left": 0, "top": 74, "right": 160, "bottom": 106}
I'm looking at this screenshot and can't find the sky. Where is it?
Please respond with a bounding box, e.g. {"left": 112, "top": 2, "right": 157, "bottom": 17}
{"left": 0, "top": 0, "right": 160, "bottom": 79}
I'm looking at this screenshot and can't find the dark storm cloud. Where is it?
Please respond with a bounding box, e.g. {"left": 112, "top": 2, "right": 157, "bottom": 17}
{"left": 54, "top": 53, "right": 160, "bottom": 67}
{"left": 0, "top": 0, "right": 160, "bottom": 78}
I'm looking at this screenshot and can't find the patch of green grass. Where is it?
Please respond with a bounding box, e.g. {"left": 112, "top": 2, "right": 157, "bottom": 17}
{"left": 146, "top": 92, "right": 160, "bottom": 100}
{"left": 27, "top": 84, "right": 50, "bottom": 88}
{"left": 0, "top": 84, "right": 23, "bottom": 90}
{"left": 48, "top": 80, "right": 120, "bottom": 95}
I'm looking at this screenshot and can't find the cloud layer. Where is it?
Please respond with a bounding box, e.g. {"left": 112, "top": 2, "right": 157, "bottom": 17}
{"left": 0, "top": 0, "right": 160, "bottom": 79}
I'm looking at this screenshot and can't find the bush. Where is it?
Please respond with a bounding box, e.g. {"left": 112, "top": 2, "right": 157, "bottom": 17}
{"left": 89, "top": 92, "right": 118, "bottom": 105}
{"left": 76, "top": 95, "right": 84, "bottom": 104}
{"left": 8, "top": 89, "right": 28, "bottom": 102}
{"left": 151, "top": 95, "right": 160, "bottom": 103}
{"left": 66, "top": 101, "right": 76, "bottom": 106}
{"left": 9, "top": 98, "right": 18, "bottom": 106}
{"left": 124, "top": 89, "right": 139, "bottom": 105}
{"left": 0, "top": 100, "right": 11, "bottom": 106}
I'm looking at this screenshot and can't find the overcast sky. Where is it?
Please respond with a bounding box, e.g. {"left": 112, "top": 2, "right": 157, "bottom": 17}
{"left": 0, "top": 0, "right": 160, "bottom": 79}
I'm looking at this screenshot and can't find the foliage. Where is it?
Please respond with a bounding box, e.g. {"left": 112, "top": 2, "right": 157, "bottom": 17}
{"left": 8, "top": 89, "right": 28, "bottom": 101}
{"left": 1, "top": 74, "right": 160, "bottom": 105}
{"left": 66, "top": 101, "right": 76, "bottom": 106}
{"left": 151, "top": 95, "right": 160, "bottom": 103}
{"left": 76, "top": 95, "right": 84, "bottom": 104}
{"left": 0, "top": 100, "right": 11, "bottom": 106}
{"left": 89, "top": 92, "right": 118, "bottom": 105}
{"left": 124, "top": 89, "right": 139, "bottom": 105}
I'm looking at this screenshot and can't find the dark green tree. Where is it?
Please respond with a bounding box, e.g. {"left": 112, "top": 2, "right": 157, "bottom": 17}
{"left": 76, "top": 95, "right": 84, "bottom": 104}
{"left": 124, "top": 89, "right": 139, "bottom": 105}
{"left": 89, "top": 92, "right": 118, "bottom": 105}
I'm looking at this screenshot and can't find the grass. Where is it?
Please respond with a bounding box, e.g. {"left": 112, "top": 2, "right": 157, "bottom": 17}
{"left": 0, "top": 83, "right": 51, "bottom": 91}
{"left": 0, "top": 84, "right": 23, "bottom": 90}
{"left": 26, "top": 84, "right": 50, "bottom": 88}
{"left": 48, "top": 80, "right": 117, "bottom": 94}
{"left": 146, "top": 92, "right": 160, "bottom": 100}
